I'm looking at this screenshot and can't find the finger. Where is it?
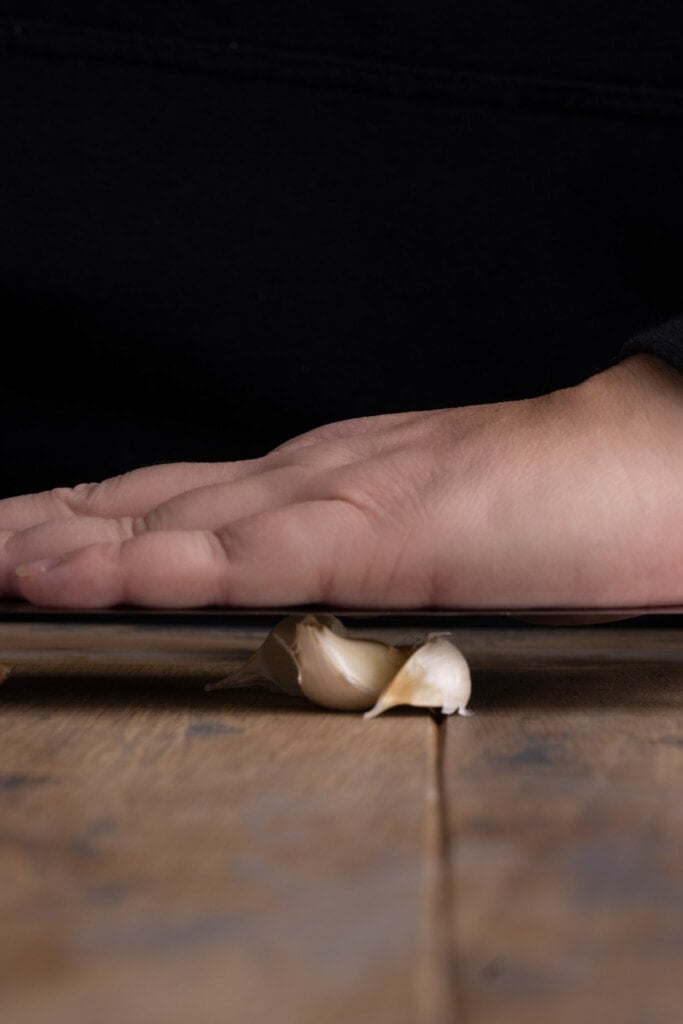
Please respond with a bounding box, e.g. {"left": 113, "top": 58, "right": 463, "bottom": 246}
{"left": 1, "top": 516, "right": 135, "bottom": 596}
{"left": 2, "top": 458, "right": 326, "bottom": 592}
{"left": 1, "top": 465, "right": 313, "bottom": 596}
{"left": 0, "top": 531, "right": 14, "bottom": 595}
{"left": 143, "top": 465, "right": 314, "bottom": 532}
{"left": 0, "top": 460, "right": 264, "bottom": 532}
{"left": 14, "top": 500, "right": 412, "bottom": 609}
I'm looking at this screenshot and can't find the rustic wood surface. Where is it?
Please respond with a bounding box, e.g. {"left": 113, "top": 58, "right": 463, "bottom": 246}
{"left": 443, "top": 656, "right": 683, "bottom": 1024}
{"left": 0, "top": 622, "right": 681, "bottom": 1023}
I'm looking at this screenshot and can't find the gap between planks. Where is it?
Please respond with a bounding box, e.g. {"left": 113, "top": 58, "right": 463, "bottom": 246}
{"left": 415, "top": 714, "right": 463, "bottom": 1024}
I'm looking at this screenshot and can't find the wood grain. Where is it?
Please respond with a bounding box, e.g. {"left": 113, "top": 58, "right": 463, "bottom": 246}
{"left": 443, "top": 657, "right": 683, "bottom": 1024}
{"left": 0, "top": 623, "right": 430, "bottom": 1024}
{"left": 0, "top": 622, "right": 681, "bottom": 1023}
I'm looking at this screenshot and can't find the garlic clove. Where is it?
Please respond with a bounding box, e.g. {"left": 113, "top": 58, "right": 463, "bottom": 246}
{"left": 293, "top": 617, "right": 409, "bottom": 711}
{"left": 363, "top": 635, "right": 471, "bottom": 719}
{"left": 208, "top": 613, "right": 344, "bottom": 695}
{"left": 209, "top": 617, "right": 473, "bottom": 721}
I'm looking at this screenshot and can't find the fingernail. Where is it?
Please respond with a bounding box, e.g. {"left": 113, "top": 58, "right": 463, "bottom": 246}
{"left": 15, "top": 557, "right": 63, "bottom": 579}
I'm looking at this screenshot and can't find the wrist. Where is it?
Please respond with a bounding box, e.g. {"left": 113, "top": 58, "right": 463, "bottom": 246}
{"left": 577, "top": 352, "right": 683, "bottom": 421}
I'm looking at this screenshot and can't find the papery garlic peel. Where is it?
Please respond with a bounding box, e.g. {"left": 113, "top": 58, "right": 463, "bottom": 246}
{"left": 209, "top": 614, "right": 343, "bottom": 695}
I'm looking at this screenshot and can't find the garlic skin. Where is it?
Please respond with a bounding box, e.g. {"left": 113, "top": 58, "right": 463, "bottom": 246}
{"left": 363, "top": 635, "right": 471, "bottom": 719}
{"left": 210, "top": 614, "right": 343, "bottom": 695}
{"left": 293, "top": 618, "right": 408, "bottom": 711}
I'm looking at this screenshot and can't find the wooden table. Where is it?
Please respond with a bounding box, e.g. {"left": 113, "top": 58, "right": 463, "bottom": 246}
{"left": 0, "top": 621, "right": 681, "bottom": 1024}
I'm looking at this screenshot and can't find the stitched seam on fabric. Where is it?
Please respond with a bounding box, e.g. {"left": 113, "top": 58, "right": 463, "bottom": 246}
{"left": 3, "top": 17, "right": 683, "bottom": 120}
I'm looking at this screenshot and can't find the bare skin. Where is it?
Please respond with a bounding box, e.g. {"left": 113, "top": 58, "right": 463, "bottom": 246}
{"left": 3, "top": 354, "right": 682, "bottom": 610}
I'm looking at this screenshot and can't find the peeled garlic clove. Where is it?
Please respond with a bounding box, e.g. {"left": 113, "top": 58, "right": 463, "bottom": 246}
{"left": 363, "top": 635, "right": 471, "bottom": 719}
{"left": 293, "top": 617, "right": 409, "bottom": 711}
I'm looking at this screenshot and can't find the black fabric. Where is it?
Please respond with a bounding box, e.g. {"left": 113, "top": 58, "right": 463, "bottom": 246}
{"left": 1, "top": 6, "right": 682, "bottom": 497}
{"left": 2, "top": 1, "right": 683, "bottom": 90}
{"left": 620, "top": 315, "right": 683, "bottom": 374}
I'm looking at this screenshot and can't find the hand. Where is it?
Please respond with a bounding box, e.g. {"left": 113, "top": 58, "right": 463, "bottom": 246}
{"left": 3, "top": 355, "right": 682, "bottom": 609}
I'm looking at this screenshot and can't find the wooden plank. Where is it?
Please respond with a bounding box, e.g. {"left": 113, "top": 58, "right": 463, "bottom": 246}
{"left": 0, "top": 624, "right": 430, "bottom": 1024}
{"left": 442, "top": 642, "right": 683, "bottom": 1024}
{"left": 0, "top": 621, "right": 680, "bottom": 678}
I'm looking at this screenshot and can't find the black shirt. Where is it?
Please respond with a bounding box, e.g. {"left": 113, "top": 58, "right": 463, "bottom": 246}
{"left": 620, "top": 316, "right": 683, "bottom": 372}
{"left": 1, "top": 3, "right": 682, "bottom": 496}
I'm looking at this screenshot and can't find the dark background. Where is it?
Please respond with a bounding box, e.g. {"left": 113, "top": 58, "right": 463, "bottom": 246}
{"left": 1, "top": 2, "right": 682, "bottom": 498}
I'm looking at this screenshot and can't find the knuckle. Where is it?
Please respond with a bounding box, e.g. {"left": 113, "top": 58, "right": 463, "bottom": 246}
{"left": 328, "top": 470, "right": 385, "bottom": 521}
{"left": 49, "top": 483, "right": 96, "bottom": 515}
{"left": 135, "top": 507, "right": 162, "bottom": 534}
{"left": 214, "top": 522, "right": 245, "bottom": 563}
{"left": 114, "top": 516, "right": 139, "bottom": 541}
{"left": 56, "top": 470, "right": 144, "bottom": 516}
